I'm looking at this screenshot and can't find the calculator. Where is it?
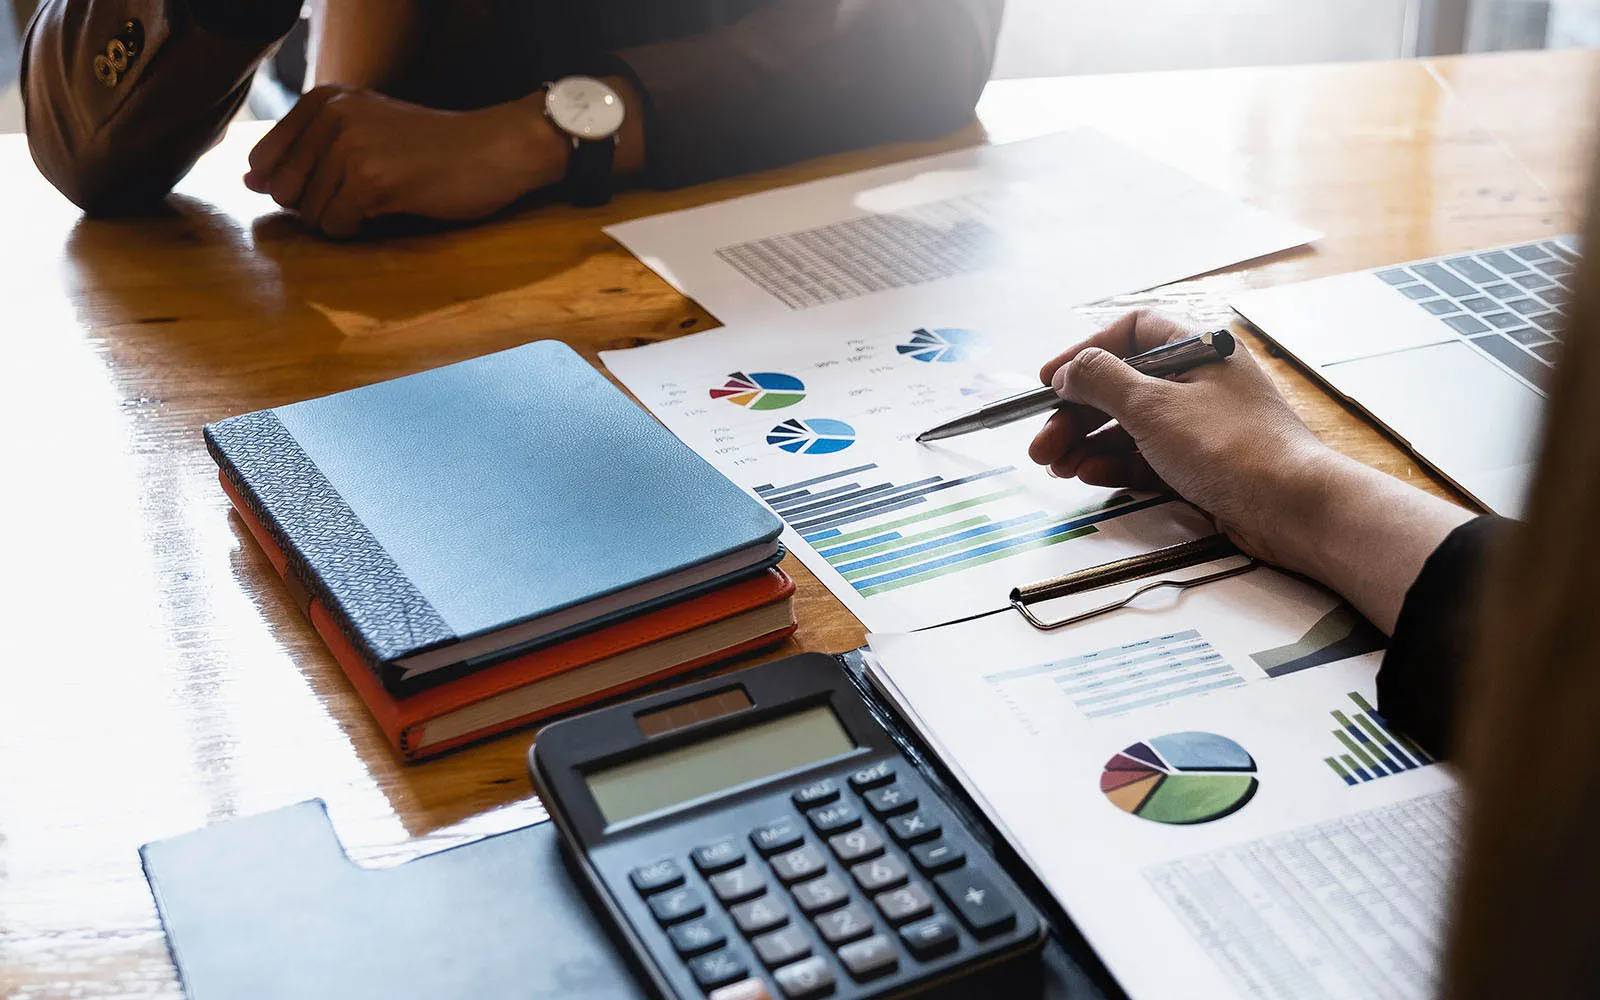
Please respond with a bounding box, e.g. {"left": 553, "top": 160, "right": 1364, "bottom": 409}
{"left": 530, "top": 653, "right": 1046, "bottom": 1000}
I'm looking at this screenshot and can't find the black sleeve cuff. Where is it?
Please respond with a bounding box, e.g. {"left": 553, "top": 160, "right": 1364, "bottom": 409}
{"left": 186, "top": 0, "right": 303, "bottom": 43}
{"left": 1377, "top": 514, "right": 1514, "bottom": 760}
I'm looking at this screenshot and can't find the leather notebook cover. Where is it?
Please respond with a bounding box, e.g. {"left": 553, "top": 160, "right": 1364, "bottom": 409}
{"left": 203, "top": 341, "right": 783, "bottom": 696}
{"left": 223, "top": 471, "right": 798, "bottom": 761}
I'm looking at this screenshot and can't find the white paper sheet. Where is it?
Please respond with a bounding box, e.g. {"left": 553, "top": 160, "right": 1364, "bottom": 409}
{"left": 606, "top": 128, "right": 1320, "bottom": 325}
{"left": 602, "top": 298, "right": 1217, "bottom": 633}
{"left": 867, "top": 568, "right": 1459, "bottom": 1000}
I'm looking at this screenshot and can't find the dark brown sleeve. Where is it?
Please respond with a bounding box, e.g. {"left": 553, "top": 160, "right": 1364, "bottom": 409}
{"left": 607, "top": 0, "right": 1003, "bottom": 189}
{"left": 21, "top": 0, "right": 300, "bottom": 214}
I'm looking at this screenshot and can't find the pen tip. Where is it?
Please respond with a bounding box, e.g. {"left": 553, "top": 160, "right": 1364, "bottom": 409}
{"left": 914, "top": 433, "right": 931, "bottom": 444}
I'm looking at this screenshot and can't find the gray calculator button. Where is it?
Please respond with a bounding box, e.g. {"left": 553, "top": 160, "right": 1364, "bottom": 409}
{"left": 934, "top": 869, "right": 1017, "bottom": 939}
{"left": 770, "top": 844, "right": 827, "bottom": 884}
{"left": 773, "top": 955, "right": 835, "bottom": 999}
{"left": 910, "top": 840, "right": 965, "bottom": 874}
{"left": 863, "top": 783, "right": 916, "bottom": 817}
{"left": 752, "top": 925, "right": 812, "bottom": 969}
{"left": 791, "top": 778, "right": 839, "bottom": 809}
{"left": 730, "top": 896, "right": 789, "bottom": 937}
{"left": 888, "top": 811, "right": 940, "bottom": 845}
{"left": 752, "top": 817, "right": 805, "bottom": 856}
{"left": 837, "top": 934, "right": 899, "bottom": 982}
{"left": 668, "top": 918, "right": 726, "bottom": 957}
{"left": 900, "top": 914, "right": 960, "bottom": 960}
{"left": 828, "top": 826, "right": 885, "bottom": 864}
{"left": 873, "top": 881, "right": 934, "bottom": 925}
{"left": 814, "top": 901, "right": 874, "bottom": 946}
{"left": 648, "top": 887, "right": 704, "bottom": 926}
{"left": 689, "top": 950, "right": 748, "bottom": 991}
{"left": 805, "top": 801, "right": 860, "bottom": 835}
{"left": 629, "top": 858, "right": 684, "bottom": 895}
{"left": 693, "top": 839, "right": 746, "bottom": 874}
{"left": 791, "top": 873, "right": 850, "bottom": 915}
{"left": 849, "top": 760, "right": 895, "bottom": 791}
{"left": 709, "top": 864, "right": 767, "bottom": 904}
{"left": 851, "top": 853, "right": 909, "bottom": 894}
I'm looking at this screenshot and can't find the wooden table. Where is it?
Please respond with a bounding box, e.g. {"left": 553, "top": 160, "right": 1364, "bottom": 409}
{"left": 0, "top": 49, "right": 1593, "bottom": 997}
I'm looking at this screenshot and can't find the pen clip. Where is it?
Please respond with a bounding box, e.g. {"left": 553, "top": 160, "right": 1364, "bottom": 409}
{"left": 1008, "top": 533, "right": 1259, "bottom": 631}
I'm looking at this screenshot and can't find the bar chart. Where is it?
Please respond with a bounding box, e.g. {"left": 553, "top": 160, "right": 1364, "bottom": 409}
{"left": 1322, "top": 691, "right": 1435, "bottom": 786}
{"left": 753, "top": 463, "right": 1169, "bottom": 597}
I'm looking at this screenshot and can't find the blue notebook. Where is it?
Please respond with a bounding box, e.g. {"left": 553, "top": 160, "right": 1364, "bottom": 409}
{"left": 205, "top": 342, "right": 783, "bottom": 696}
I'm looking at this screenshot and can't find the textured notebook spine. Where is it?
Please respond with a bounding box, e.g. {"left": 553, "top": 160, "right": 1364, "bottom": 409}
{"left": 204, "top": 410, "right": 455, "bottom": 687}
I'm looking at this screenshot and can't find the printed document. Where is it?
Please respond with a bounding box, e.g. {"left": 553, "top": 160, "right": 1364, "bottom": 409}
{"left": 602, "top": 300, "right": 1215, "bottom": 633}
{"left": 867, "top": 568, "right": 1458, "bottom": 1000}
{"left": 606, "top": 128, "right": 1319, "bottom": 324}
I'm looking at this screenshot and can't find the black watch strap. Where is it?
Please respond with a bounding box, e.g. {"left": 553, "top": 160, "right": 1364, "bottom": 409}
{"left": 566, "top": 138, "right": 616, "bottom": 208}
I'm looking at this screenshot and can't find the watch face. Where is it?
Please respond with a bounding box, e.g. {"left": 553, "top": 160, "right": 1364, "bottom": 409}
{"left": 545, "top": 76, "right": 626, "bottom": 140}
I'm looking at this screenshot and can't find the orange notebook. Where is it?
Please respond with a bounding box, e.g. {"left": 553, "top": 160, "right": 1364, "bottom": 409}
{"left": 221, "top": 473, "right": 797, "bottom": 760}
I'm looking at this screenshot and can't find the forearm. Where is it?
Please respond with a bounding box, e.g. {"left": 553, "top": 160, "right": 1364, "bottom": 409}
{"left": 308, "top": 0, "right": 421, "bottom": 90}
{"left": 1277, "top": 455, "right": 1476, "bottom": 634}
{"left": 22, "top": 0, "right": 300, "bottom": 213}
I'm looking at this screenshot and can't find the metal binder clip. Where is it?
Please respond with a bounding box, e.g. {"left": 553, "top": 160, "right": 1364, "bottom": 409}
{"left": 1009, "top": 533, "right": 1259, "bottom": 631}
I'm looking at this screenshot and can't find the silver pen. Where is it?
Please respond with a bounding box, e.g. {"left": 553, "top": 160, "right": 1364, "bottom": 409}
{"left": 915, "top": 329, "right": 1235, "bottom": 443}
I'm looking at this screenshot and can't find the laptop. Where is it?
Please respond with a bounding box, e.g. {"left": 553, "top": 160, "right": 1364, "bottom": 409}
{"left": 1231, "top": 236, "right": 1578, "bottom": 517}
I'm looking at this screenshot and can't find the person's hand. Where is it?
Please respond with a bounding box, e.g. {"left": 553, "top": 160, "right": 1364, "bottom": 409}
{"left": 1028, "top": 310, "right": 1334, "bottom": 567}
{"left": 1028, "top": 310, "right": 1473, "bottom": 632}
{"left": 243, "top": 85, "right": 569, "bottom": 238}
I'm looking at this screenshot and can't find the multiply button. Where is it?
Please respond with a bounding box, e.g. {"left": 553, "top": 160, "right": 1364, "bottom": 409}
{"left": 752, "top": 817, "right": 805, "bottom": 856}
{"left": 934, "top": 869, "right": 1016, "bottom": 939}
{"left": 806, "top": 801, "right": 860, "bottom": 835}
{"left": 848, "top": 760, "right": 895, "bottom": 792}
{"left": 887, "top": 811, "right": 940, "bottom": 845}
{"left": 910, "top": 840, "right": 964, "bottom": 874}
{"left": 729, "top": 896, "right": 789, "bottom": 937}
{"left": 689, "top": 951, "right": 747, "bottom": 991}
{"left": 899, "top": 914, "right": 959, "bottom": 960}
{"left": 648, "top": 887, "right": 705, "bottom": 926}
{"left": 791, "top": 778, "right": 839, "bottom": 809}
{"left": 814, "top": 901, "right": 874, "bottom": 946}
{"left": 773, "top": 955, "right": 835, "bottom": 1000}
{"left": 770, "top": 844, "right": 827, "bottom": 884}
{"left": 791, "top": 873, "right": 849, "bottom": 915}
{"left": 694, "top": 839, "right": 746, "bottom": 874}
{"left": 828, "top": 826, "right": 884, "bottom": 864}
{"left": 863, "top": 784, "right": 916, "bottom": 817}
{"left": 837, "top": 934, "right": 899, "bottom": 982}
{"left": 850, "top": 853, "right": 908, "bottom": 894}
{"left": 709, "top": 864, "right": 767, "bottom": 904}
{"left": 873, "top": 881, "right": 934, "bottom": 925}
{"left": 629, "top": 858, "right": 684, "bottom": 895}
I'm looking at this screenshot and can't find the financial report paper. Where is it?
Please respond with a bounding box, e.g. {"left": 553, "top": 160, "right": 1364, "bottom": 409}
{"left": 605, "top": 128, "right": 1320, "bottom": 325}
{"left": 867, "top": 569, "right": 1459, "bottom": 1000}
{"left": 601, "top": 299, "right": 1216, "bottom": 633}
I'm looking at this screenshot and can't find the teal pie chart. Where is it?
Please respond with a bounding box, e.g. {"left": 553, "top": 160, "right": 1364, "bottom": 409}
{"left": 767, "top": 418, "right": 857, "bottom": 455}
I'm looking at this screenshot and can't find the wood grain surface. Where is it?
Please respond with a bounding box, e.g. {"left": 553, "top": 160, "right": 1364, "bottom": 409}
{"left": 0, "top": 50, "right": 1594, "bottom": 997}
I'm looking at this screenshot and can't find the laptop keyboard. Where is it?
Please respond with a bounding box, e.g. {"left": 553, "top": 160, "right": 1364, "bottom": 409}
{"left": 1375, "top": 237, "right": 1578, "bottom": 393}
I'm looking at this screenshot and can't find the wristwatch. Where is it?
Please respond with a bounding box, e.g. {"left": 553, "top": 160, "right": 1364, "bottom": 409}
{"left": 542, "top": 76, "right": 626, "bottom": 207}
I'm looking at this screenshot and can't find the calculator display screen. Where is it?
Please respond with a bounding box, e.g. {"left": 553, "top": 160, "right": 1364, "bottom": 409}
{"left": 586, "top": 705, "right": 855, "bottom": 824}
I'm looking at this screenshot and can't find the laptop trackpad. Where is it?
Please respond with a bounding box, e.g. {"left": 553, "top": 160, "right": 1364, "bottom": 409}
{"left": 1322, "top": 340, "right": 1543, "bottom": 510}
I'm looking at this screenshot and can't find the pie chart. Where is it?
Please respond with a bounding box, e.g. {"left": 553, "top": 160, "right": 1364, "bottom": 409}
{"left": 1101, "top": 732, "right": 1258, "bottom": 825}
{"left": 897, "top": 328, "right": 986, "bottom": 363}
{"left": 767, "top": 418, "right": 857, "bottom": 456}
{"left": 709, "top": 371, "right": 807, "bottom": 410}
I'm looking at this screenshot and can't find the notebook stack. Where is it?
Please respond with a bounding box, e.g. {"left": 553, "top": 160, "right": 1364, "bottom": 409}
{"left": 206, "top": 342, "right": 795, "bottom": 760}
